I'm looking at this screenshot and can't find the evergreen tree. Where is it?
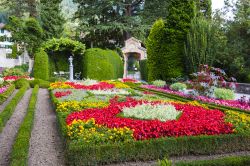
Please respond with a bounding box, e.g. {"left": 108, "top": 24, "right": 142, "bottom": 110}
{"left": 184, "top": 17, "right": 217, "bottom": 73}
{"left": 39, "top": 0, "right": 65, "bottom": 40}
{"left": 195, "top": 0, "right": 212, "bottom": 18}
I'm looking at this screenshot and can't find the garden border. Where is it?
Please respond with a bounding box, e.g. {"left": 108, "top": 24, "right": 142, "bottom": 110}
{"left": 9, "top": 85, "right": 39, "bottom": 166}
{"left": 0, "top": 84, "right": 15, "bottom": 105}
{"left": 134, "top": 86, "right": 250, "bottom": 115}
{"left": 49, "top": 90, "right": 250, "bottom": 166}
{"left": 0, "top": 84, "right": 29, "bottom": 132}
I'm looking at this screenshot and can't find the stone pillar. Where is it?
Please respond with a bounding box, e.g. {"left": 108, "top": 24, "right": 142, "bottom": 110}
{"left": 123, "top": 55, "right": 128, "bottom": 78}
{"left": 68, "top": 56, "right": 74, "bottom": 82}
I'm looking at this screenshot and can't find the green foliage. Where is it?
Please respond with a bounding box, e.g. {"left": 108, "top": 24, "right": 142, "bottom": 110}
{"left": 11, "top": 44, "right": 18, "bottom": 58}
{"left": 152, "top": 80, "right": 166, "bottom": 88}
{"left": 176, "top": 155, "right": 250, "bottom": 166}
{"left": 158, "top": 157, "right": 172, "bottom": 166}
{"left": 29, "top": 79, "right": 50, "bottom": 88}
{"left": 42, "top": 38, "right": 85, "bottom": 77}
{"left": 0, "top": 84, "right": 15, "bottom": 105}
{"left": 33, "top": 49, "right": 49, "bottom": 80}
{"left": 140, "top": 60, "right": 148, "bottom": 81}
{"left": 14, "top": 78, "right": 30, "bottom": 89}
{"left": 147, "top": 10, "right": 194, "bottom": 81}
{"left": 0, "top": 85, "right": 28, "bottom": 132}
{"left": 13, "top": 64, "right": 29, "bottom": 73}
{"left": 10, "top": 85, "right": 39, "bottom": 166}
{"left": 214, "top": 88, "right": 235, "bottom": 100}
{"left": 195, "top": 0, "right": 212, "bottom": 19}
{"left": 40, "top": 0, "right": 65, "bottom": 40}
{"left": 2, "top": 68, "right": 27, "bottom": 77}
{"left": 83, "top": 48, "right": 123, "bottom": 80}
{"left": 170, "top": 83, "right": 187, "bottom": 91}
{"left": 184, "top": 17, "right": 217, "bottom": 73}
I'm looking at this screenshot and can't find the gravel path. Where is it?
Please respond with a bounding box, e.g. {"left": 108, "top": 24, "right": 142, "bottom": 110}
{"left": 108, "top": 151, "right": 250, "bottom": 166}
{"left": 28, "top": 89, "right": 65, "bottom": 166}
{"left": 0, "top": 90, "right": 18, "bottom": 113}
{"left": 0, "top": 89, "right": 32, "bottom": 166}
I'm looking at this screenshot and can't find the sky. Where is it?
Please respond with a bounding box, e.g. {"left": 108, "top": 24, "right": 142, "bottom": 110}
{"left": 212, "top": 0, "right": 225, "bottom": 10}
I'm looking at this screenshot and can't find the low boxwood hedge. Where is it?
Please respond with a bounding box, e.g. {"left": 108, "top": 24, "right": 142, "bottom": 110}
{"left": 0, "top": 84, "right": 15, "bottom": 105}
{"left": 10, "top": 85, "right": 39, "bottom": 166}
{"left": 175, "top": 155, "right": 250, "bottom": 166}
{"left": 0, "top": 84, "right": 29, "bottom": 132}
{"left": 49, "top": 90, "right": 250, "bottom": 166}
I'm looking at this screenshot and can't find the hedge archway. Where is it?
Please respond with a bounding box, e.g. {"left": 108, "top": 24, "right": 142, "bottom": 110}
{"left": 42, "top": 38, "right": 86, "bottom": 78}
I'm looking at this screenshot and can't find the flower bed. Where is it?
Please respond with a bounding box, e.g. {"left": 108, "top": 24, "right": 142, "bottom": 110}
{"left": 49, "top": 80, "right": 250, "bottom": 165}
{"left": 141, "top": 85, "right": 250, "bottom": 111}
{"left": 4, "top": 76, "right": 33, "bottom": 81}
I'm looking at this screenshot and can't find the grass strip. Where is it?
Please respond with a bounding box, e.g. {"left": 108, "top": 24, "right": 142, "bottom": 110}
{"left": 0, "top": 85, "right": 29, "bottom": 133}
{"left": 9, "top": 85, "right": 39, "bottom": 166}
{"left": 175, "top": 155, "right": 250, "bottom": 166}
{"left": 0, "top": 84, "right": 16, "bottom": 105}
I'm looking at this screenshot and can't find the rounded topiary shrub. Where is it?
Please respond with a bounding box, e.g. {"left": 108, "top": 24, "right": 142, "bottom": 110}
{"left": 14, "top": 78, "right": 30, "bottom": 89}
{"left": 152, "top": 80, "right": 166, "bottom": 88}
{"left": 29, "top": 79, "right": 50, "bottom": 88}
{"left": 83, "top": 48, "right": 123, "bottom": 80}
{"left": 33, "top": 49, "right": 49, "bottom": 80}
{"left": 214, "top": 88, "right": 235, "bottom": 100}
{"left": 170, "top": 82, "right": 187, "bottom": 91}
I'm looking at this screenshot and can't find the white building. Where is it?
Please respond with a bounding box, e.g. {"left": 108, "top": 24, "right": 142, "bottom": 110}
{"left": 0, "top": 23, "right": 13, "bottom": 57}
{"left": 0, "top": 23, "right": 32, "bottom": 69}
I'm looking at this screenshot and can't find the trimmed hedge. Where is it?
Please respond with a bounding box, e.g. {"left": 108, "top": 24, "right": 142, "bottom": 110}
{"left": 0, "top": 84, "right": 15, "bottom": 104}
{"left": 140, "top": 60, "right": 148, "bottom": 81}
{"left": 29, "top": 79, "right": 50, "bottom": 88}
{"left": 14, "top": 78, "right": 30, "bottom": 89}
{"left": 33, "top": 49, "right": 49, "bottom": 80}
{"left": 10, "top": 85, "right": 39, "bottom": 166}
{"left": 0, "top": 84, "right": 29, "bottom": 132}
{"left": 176, "top": 155, "right": 250, "bottom": 166}
{"left": 49, "top": 90, "right": 250, "bottom": 166}
{"left": 83, "top": 48, "right": 123, "bottom": 80}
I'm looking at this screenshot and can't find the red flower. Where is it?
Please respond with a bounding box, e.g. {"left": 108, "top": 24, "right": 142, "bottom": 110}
{"left": 65, "top": 82, "right": 114, "bottom": 90}
{"left": 66, "top": 98, "right": 233, "bottom": 140}
{"left": 54, "top": 90, "right": 72, "bottom": 98}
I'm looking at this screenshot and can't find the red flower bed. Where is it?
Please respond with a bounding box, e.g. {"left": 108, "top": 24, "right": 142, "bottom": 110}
{"left": 4, "top": 75, "right": 31, "bottom": 81}
{"left": 65, "top": 82, "right": 114, "bottom": 90}
{"left": 66, "top": 98, "right": 233, "bottom": 140}
{"left": 54, "top": 90, "right": 72, "bottom": 98}
{"left": 122, "top": 78, "right": 138, "bottom": 83}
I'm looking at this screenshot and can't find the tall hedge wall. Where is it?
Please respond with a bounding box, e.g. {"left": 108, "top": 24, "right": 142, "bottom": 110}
{"left": 83, "top": 48, "right": 123, "bottom": 80}
{"left": 33, "top": 49, "right": 49, "bottom": 80}
{"left": 140, "top": 60, "right": 148, "bottom": 81}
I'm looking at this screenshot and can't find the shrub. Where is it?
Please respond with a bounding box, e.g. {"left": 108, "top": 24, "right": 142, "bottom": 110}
{"left": 83, "top": 48, "right": 123, "bottom": 80}
{"left": 33, "top": 49, "right": 49, "bottom": 80}
{"left": 29, "top": 79, "right": 50, "bottom": 88}
{"left": 214, "top": 88, "right": 235, "bottom": 100}
{"left": 140, "top": 60, "right": 148, "bottom": 81}
{"left": 170, "top": 83, "right": 187, "bottom": 91}
{"left": 14, "top": 78, "right": 30, "bottom": 89}
{"left": 2, "top": 68, "right": 27, "bottom": 77}
{"left": 152, "top": 80, "right": 166, "bottom": 88}
{"left": 11, "top": 43, "right": 18, "bottom": 58}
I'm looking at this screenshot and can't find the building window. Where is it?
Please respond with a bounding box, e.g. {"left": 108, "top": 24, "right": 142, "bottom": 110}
{"left": 0, "top": 29, "right": 4, "bottom": 33}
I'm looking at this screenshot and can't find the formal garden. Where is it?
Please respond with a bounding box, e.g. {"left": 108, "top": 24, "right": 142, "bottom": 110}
{"left": 0, "top": 0, "right": 250, "bottom": 166}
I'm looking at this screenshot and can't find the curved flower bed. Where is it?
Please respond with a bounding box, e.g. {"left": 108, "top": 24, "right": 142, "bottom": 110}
{"left": 50, "top": 82, "right": 114, "bottom": 90}
{"left": 142, "top": 85, "right": 250, "bottom": 111}
{"left": 66, "top": 98, "right": 233, "bottom": 140}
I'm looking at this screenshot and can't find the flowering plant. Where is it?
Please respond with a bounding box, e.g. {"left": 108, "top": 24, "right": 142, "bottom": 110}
{"left": 120, "top": 78, "right": 139, "bottom": 83}
{"left": 0, "top": 86, "right": 8, "bottom": 94}
{"left": 188, "top": 65, "right": 237, "bottom": 97}
{"left": 4, "top": 75, "right": 33, "bottom": 81}
{"left": 89, "top": 89, "right": 130, "bottom": 96}
{"left": 170, "top": 82, "right": 187, "bottom": 91}
{"left": 66, "top": 98, "right": 233, "bottom": 140}
{"left": 54, "top": 90, "right": 72, "bottom": 98}
{"left": 56, "top": 101, "right": 108, "bottom": 112}
{"left": 152, "top": 80, "right": 166, "bottom": 88}
{"left": 122, "top": 103, "right": 182, "bottom": 122}
{"left": 67, "top": 118, "right": 134, "bottom": 144}
{"left": 49, "top": 82, "right": 114, "bottom": 90}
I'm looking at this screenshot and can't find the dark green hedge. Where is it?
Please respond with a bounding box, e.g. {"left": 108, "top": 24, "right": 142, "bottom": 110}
{"left": 176, "top": 155, "right": 250, "bottom": 166}
{"left": 83, "top": 48, "right": 123, "bottom": 80}
{"left": 0, "top": 84, "right": 15, "bottom": 105}
{"left": 140, "top": 60, "right": 148, "bottom": 81}
{"left": 10, "top": 85, "right": 39, "bottom": 166}
{"left": 0, "top": 84, "right": 29, "bottom": 132}
{"left": 33, "top": 49, "right": 49, "bottom": 80}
